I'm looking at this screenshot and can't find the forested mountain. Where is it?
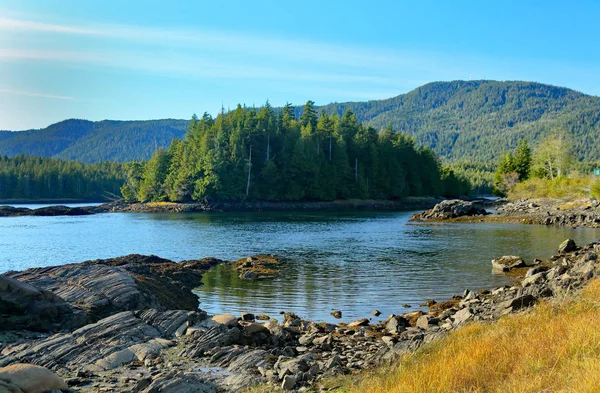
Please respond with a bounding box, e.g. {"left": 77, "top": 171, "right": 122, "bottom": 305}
{"left": 0, "top": 119, "right": 187, "bottom": 163}
{"left": 122, "top": 103, "right": 470, "bottom": 203}
{"left": 2, "top": 81, "right": 599, "bottom": 165}
{"left": 0, "top": 155, "right": 124, "bottom": 200}
{"left": 316, "top": 80, "right": 600, "bottom": 162}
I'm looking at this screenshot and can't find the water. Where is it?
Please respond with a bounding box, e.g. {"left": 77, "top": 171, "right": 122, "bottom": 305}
{"left": 1, "top": 206, "right": 598, "bottom": 323}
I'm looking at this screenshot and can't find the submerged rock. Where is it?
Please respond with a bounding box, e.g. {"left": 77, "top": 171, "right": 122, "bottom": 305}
{"left": 233, "top": 255, "right": 282, "bottom": 279}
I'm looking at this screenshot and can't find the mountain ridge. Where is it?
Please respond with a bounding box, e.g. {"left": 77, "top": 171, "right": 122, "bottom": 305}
{"left": 2, "top": 80, "right": 599, "bottom": 164}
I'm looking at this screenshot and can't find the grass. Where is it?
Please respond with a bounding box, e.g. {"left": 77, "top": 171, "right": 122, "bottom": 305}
{"left": 322, "top": 278, "right": 600, "bottom": 393}
{"left": 508, "top": 177, "right": 593, "bottom": 199}
{"left": 246, "top": 279, "right": 600, "bottom": 392}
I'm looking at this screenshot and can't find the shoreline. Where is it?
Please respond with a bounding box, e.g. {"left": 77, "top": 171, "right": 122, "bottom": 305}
{"left": 1, "top": 237, "right": 599, "bottom": 392}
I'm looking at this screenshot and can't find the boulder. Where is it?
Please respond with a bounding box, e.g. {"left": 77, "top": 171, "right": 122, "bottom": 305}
{"left": 492, "top": 256, "right": 527, "bottom": 272}
{"left": 347, "top": 318, "right": 370, "bottom": 328}
{"left": 330, "top": 311, "right": 342, "bottom": 319}
{"left": 212, "top": 314, "right": 238, "bottom": 327}
{"left": 452, "top": 308, "right": 472, "bottom": 326}
{"left": 558, "top": 239, "right": 577, "bottom": 253}
{"left": 0, "top": 363, "right": 67, "bottom": 393}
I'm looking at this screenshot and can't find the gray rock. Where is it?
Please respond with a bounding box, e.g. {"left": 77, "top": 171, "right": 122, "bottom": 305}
{"left": 558, "top": 239, "right": 577, "bottom": 253}
{"left": 281, "top": 374, "right": 297, "bottom": 390}
{"left": 452, "top": 308, "right": 473, "bottom": 326}
{"left": 492, "top": 256, "right": 526, "bottom": 272}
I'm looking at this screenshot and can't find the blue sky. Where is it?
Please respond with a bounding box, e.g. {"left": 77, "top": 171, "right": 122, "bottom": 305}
{"left": 1, "top": 0, "right": 599, "bottom": 130}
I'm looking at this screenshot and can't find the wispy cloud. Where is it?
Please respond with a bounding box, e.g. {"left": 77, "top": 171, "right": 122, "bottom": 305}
{"left": 0, "top": 88, "right": 75, "bottom": 100}
{"left": 0, "top": 16, "right": 426, "bottom": 71}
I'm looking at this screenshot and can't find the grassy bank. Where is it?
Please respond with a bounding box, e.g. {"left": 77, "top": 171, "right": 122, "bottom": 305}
{"left": 508, "top": 177, "right": 599, "bottom": 199}
{"left": 248, "top": 279, "right": 600, "bottom": 393}
{"left": 329, "top": 279, "right": 600, "bottom": 393}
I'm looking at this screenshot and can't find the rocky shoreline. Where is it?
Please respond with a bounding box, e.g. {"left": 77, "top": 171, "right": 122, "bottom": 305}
{"left": 2, "top": 238, "right": 600, "bottom": 392}
{"left": 411, "top": 197, "right": 600, "bottom": 228}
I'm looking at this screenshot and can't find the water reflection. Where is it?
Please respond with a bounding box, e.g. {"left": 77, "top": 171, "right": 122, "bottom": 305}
{"left": 0, "top": 209, "right": 598, "bottom": 323}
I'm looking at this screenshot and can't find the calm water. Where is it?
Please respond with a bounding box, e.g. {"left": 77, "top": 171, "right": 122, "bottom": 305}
{"left": 1, "top": 207, "right": 599, "bottom": 323}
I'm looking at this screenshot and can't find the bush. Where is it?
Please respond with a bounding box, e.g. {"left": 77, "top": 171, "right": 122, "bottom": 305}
{"left": 508, "top": 177, "right": 593, "bottom": 199}
{"left": 591, "top": 179, "right": 600, "bottom": 199}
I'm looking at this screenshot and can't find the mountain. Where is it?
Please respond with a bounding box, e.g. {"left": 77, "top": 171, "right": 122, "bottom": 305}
{"left": 2, "top": 81, "right": 599, "bottom": 164}
{"left": 0, "top": 119, "right": 188, "bottom": 163}
{"left": 316, "top": 80, "right": 600, "bottom": 162}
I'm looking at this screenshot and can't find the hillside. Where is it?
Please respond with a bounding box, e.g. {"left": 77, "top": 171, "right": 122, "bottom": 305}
{"left": 0, "top": 119, "right": 188, "bottom": 163}
{"left": 317, "top": 80, "right": 600, "bottom": 162}
{"left": 2, "top": 81, "right": 599, "bottom": 164}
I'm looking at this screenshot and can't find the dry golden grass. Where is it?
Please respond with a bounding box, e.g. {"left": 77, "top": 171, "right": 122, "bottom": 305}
{"left": 146, "top": 201, "right": 178, "bottom": 207}
{"left": 328, "top": 279, "right": 600, "bottom": 393}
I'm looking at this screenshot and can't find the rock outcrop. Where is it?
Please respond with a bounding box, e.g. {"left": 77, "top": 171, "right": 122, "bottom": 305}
{"left": 410, "top": 199, "right": 488, "bottom": 221}
{"left": 0, "top": 276, "right": 87, "bottom": 332}
{"left": 232, "top": 255, "right": 281, "bottom": 279}
{"left": 0, "top": 205, "right": 94, "bottom": 217}
{"left": 3, "top": 255, "right": 223, "bottom": 329}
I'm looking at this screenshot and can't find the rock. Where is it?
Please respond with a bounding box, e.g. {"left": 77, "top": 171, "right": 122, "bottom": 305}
{"left": 242, "top": 322, "right": 269, "bottom": 335}
{"left": 330, "top": 310, "right": 342, "bottom": 319}
{"left": 233, "top": 254, "right": 281, "bottom": 279}
{"left": 5, "top": 254, "right": 223, "bottom": 323}
{"left": 521, "top": 272, "right": 545, "bottom": 287}
{"left": 256, "top": 314, "right": 270, "bottom": 321}
{"left": 500, "top": 295, "right": 537, "bottom": 311}
{"left": 385, "top": 315, "right": 409, "bottom": 334}
{"left": 281, "top": 374, "right": 297, "bottom": 390}
{"left": 212, "top": 314, "right": 239, "bottom": 327}
{"left": 0, "top": 363, "right": 67, "bottom": 393}
{"left": 371, "top": 309, "right": 381, "bottom": 317}
{"left": 416, "top": 315, "right": 439, "bottom": 329}
{"left": 347, "top": 318, "right": 370, "bottom": 328}
{"left": 133, "top": 377, "right": 152, "bottom": 392}
{"left": 241, "top": 312, "right": 255, "bottom": 321}
{"left": 411, "top": 199, "right": 487, "bottom": 220}
{"left": 2, "top": 310, "right": 196, "bottom": 372}
{"left": 239, "top": 271, "right": 257, "bottom": 280}
{"left": 0, "top": 275, "right": 87, "bottom": 332}
{"left": 452, "top": 308, "right": 472, "bottom": 326}
{"left": 558, "top": 239, "right": 577, "bottom": 253}
{"left": 492, "top": 256, "right": 526, "bottom": 272}
{"left": 525, "top": 266, "right": 548, "bottom": 277}
{"left": 140, "top": 372, "right": 217, "bottom": 393}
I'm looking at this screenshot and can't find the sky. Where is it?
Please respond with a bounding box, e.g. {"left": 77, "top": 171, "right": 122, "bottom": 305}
{"left": 1, "top": 1, "right": 599, "bottom": 130}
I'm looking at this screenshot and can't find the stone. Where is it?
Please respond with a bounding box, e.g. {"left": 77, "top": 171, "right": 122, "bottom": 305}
{"left": 521, "top": 272, "right": 545, "bottom": 287}
{"left": 0, "top": 275, "right": 87, "bottom": 332}
{"left": 452, "top": 308, "right": 472, "bottom": 326}
{"left": 347, "top": 318, "right": 370, "bottom": 328}
{"left": 385, "top": 315, "right": 408, "bottom": 334}
{"left": 241, "top": 312, "right": 255, "bottom": 321}
{"left": 492, "top": 256, "right": 526, "bottom": 272}
{"left": 558, "top": 239, "right": 577, "bottom": 253}
{"left": 239, "top": 271, "right": 258, "bottom": 280}
{"left": 281, "top": 374, "right": 297, "bottom": 390}
{"left": 0, "top": 363, "right": 67, "bottom": 393}
{"left": 371, "top": 309, "right": 381, "bottom": 317}
{"left": 416, "top": 315, "right": 439, "bottom": 329}
{"left": 330, "top": 310, "right": 342, "bottom": 319}
{"left": 242, "top": 322, "right": 269, "bottom": 335}
{"left": 212, "top": 314, "right": 238, "bottom": 327}
{"left": 500, "top": 295, "right": 537, "bottom": 311}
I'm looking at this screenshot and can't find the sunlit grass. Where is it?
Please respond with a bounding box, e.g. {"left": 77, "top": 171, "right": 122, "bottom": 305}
{"left": 327, "top": 279, "right": 600, "bottom": 393}
{"left": 509, "top": 177, "right": 593, "bottom": 199}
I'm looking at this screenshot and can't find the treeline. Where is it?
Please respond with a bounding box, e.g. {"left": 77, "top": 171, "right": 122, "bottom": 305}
{"left": 0, "top": 155, "right": 124, "bottom": 200}
{"left": 122, "top": 102, "right": 470, "bottom": 203}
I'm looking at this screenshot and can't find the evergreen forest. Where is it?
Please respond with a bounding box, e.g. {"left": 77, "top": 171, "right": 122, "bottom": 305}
{"left": 121, "top": 102, "right": 470, "bottom": 203}
{"left": 0, "top": 155, "right": 124, "bottom": 200}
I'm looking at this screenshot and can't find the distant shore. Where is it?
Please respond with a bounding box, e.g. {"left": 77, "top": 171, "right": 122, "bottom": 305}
{"left": 0, "top": 198, "right": 106, "bottom": 205}
{"left": 92, "top": 197, "right": 443, "bottom": 214}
